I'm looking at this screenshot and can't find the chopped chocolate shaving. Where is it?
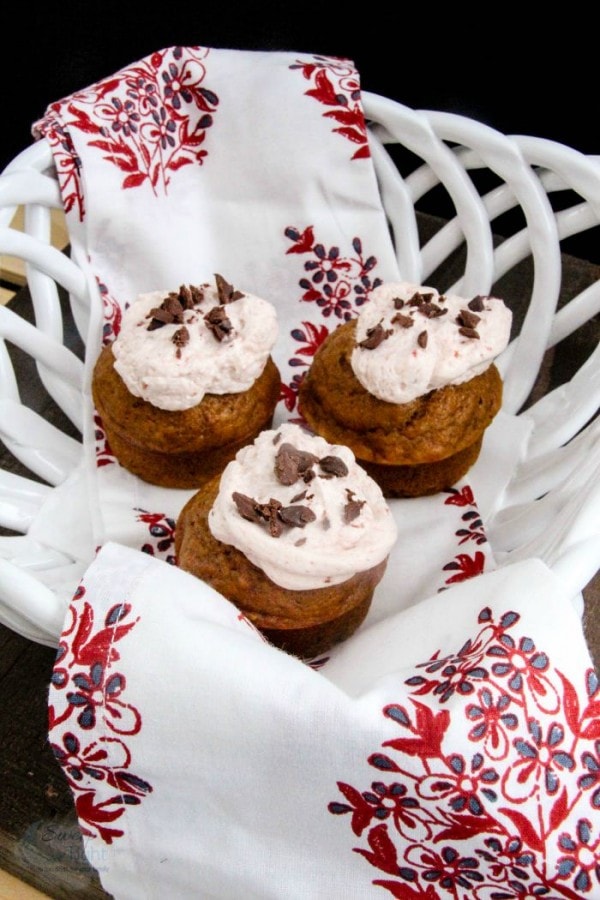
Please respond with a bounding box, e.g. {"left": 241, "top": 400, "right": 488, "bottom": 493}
{"left": 279, "top": 505, "right": 317, "bottom": 528}
{"left": 344, "top": 489, "right": 366, "bottom": 523}
{"left": 391, "top": 312, "right": 414, "bottom": 329}
{"left": 256, "top": 498, "right": 284, "bottom": 537}
{"left": 456, "top": 308, "right": 481, "bottom": 330}
{"left": 146, "top": 289, "right": 200, "bottom": 331}
{"left": 272, "top": 431, "right": 282, "bottom": 445}
{"left": 357, "top": 321, "right": 393, "bottom": 350}
{"left": 408, "top": 291, "right": 434, "bottom": 307}
{"left": 417, "top": 330, "right": 428, "bottom": 349}
{"left": 392, "top": 297, "right": 405, "bottom": 309}
{"left": 275, "top": 442, "right": 319, "bottom": 485}
{"left": 468, "top": 295, "right": 486, "bottom": 312}
{"left": 168, "top": 284, "right": 204, "bottom": 310}
{"left": 290, "top": 490, "right": 308, "bottom": 503}
{"left": 319, "top": 455, "right": 349, "bottom": 478}
{"left": 419, "top": 301, "right": 448, "bottom": 319}
{"left": 215, "top": 273, "right": 244, "bottom": 304}
{"left": 322, "top": 514, "right": 331, "bottom": 531}
{"left": 458, "top": 326, "right": 480, "bottom": 340}
{"left": 294, "top": 537, "right": 307, "bottom": 546}
{"left": 172, "top": 325, "right": 190, "bottom": 357}
{"left": 204, "top": 305, "right": 234, "bottom": 342}
{"left": 232, "top": 492, "right": 263, "bottom": 524}
{"left": 232, "top": 490, "right": 315, "bottom": 537}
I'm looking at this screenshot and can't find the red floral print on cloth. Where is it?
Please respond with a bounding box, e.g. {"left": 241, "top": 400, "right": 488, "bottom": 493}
{"left": 49, "top": 585, "right": 151, "bottom": 843}
{"left": 328, "top": 606, "right": 600, "bottom": 898}
{"left": 289, "top": 56, "right": 370, "bottom": 159}
{"left": 97, "top": 279, "right": 122, "bottom": 345}
{"left": 35, "top": 46, "right": 219, "bottom": 220}
{"left": 281, "top": 226, "right": 383, "bottom": 413}
{"left": 439, "top": 486, "right": 488, "bottom": 590}
{"left": 135, "top": 509, "right": 177, "bottom": 565}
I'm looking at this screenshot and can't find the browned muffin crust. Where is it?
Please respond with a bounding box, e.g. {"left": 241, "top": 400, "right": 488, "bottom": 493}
{"left": 92, "top": 345, "right": 281, "bottom": 488}
{"left": 298, "top": 319, "right": 502, "bottom": 465}
{"left": 175, "top": 475, "right": 387, "bottom": 658}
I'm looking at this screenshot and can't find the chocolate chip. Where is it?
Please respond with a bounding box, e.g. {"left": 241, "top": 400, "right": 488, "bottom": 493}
{"left": 408, "top": 291, "right": 434, "bottom": 307}
{"left": 319, "top": 455, "right": 349, "bottom": 478}
{"left": 457, "top": 308, "right": 481, "bottom": 330}
{"left": 146, "top": 306, "right": 177, "bottom": 330}
{"left": 172, "top": 325, "right": 190, "bottom": 358}
{"left": 357, "top": 321, "right": 393, "bottom": 350}
{"left": 417, "top": 330, "right": 428, "bottom": 349}
{"left": 232, "top": 490, "right": 315, "bottom": 537}
{"left": 275, "top": 443, "right": 319, "bottom": 485}
{"left": 215, "top": 273, "right": 244, "bottom": 304}
{"left": 170, "top": 284, "right": 204, "bottom": 310}
{"left": 146, "top": 287, "right": 201, "bottom": 331}
{"left": 468, "top": 295, "right": 486, "bottom": 312}
{"left": 392, "top": 297, "right": 405, "bottom": 309}
{"left": 458, "top": 326, "right": 480, "bottom": 340}
{"left": 232, "top": 492, "right": 263, "bottom": 524}
{"left": 344, "top": 489, "right": 366, "bottom": 523}
{"left": 419, "top": 302, "right": 448, "bottom": 319}
{"left": 278, "top": 505, "right": 317, "bottom": 528}
{"left": 391, "top": 312, "right": 414, "bottom": 329}
{"left": 204, "top": 305, "right": 234, "bottom": 341}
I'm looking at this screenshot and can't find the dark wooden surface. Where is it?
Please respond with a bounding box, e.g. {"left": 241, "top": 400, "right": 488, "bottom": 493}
{"left": 0, "top": 220, "right": 598, "bottom": 899}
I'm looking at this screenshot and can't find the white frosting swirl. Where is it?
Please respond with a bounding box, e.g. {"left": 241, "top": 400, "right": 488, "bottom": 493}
{"left": 112, "top": 281, "right": 278, "bottom": 411}
{"left": 208, "top": 423, "right": 398, "bottom": 590}
{"left": 351, "top": 282, "right": 512, "bottom": 404}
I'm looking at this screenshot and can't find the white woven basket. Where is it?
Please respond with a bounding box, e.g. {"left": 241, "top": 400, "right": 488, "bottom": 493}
{"left": 1, "top": 95, "right": 599, "bottom": 647}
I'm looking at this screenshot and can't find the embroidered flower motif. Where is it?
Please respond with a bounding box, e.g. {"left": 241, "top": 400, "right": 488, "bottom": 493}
{"left": 285, "top": 227, "right": 381, "bottom": 321}
{"left": 556, "top": 818, "right": 600, "bottom": 893}
{"left": 48, "top": 591, "right": 151, "bottom": 843}
{"left": 35, "top": 46, "right": 220, "bottom": 213}
{"left": 466, "top": 687, "right": 519, "bottom": 760}
{"left": 50, "top": 732, "right": 151, "bottom": 799}
{"left": 442, "top": 550, "right": 486, "bottom": 585}
{"left": 487, "top": 635, "right": 560, "bottom": 714}
{"left": 96, "top": 96, "right": 141, "bottom": 137}
{"left": 405, "top": 845, "right": 485, "bottom": 891}
{"left": 474, "top": 835, "right": 536, "bottom": 884}
{"left": 289, "top": 55, "right": 370, "bottom": 160}
{"left": 417, "top": 753, "right": 500, "bottom": 815}
{"left": 444, "top": 486, "right": 487, "bottom": 546}
{"left": 406, "top": 637, "right": 489, "bottom": 704}
{"left": 502, "top": 720, "right": 575, "bottom": 803}
{"left": 329, "top": 780, "right": 429, "bottom": 842}
{"left": 329, "top": 607, "right": 593, "bottom": 898}
{"left": 135, "top": 509, "right": 177, "bottom": 564}
{"left": 579, "top": 740, "right": 600, "bottom": 809}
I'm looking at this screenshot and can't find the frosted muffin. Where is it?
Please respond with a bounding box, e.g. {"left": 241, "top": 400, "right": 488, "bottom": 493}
{"left": 298, "top": 282, "right": 512, "bottom": 497}
{"left": 175, "top": 423, "right": 398, "bottom": 658}
{"left": 92, "top": 275, "right": 281, "bottom": 489}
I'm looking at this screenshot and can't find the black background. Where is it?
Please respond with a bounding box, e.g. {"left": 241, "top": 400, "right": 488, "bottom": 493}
{"left": 2, "top": 4, "right": 598, "bottom": 259}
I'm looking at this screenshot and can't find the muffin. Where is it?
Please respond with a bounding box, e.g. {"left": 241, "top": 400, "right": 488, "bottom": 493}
{"left": 175, "top": 423, "right": 398, "bottom": 658}
{"left": 298, "top": 281, "right": 512, "bottom": 498}
{"left": 92, "top": 275, "right": 281, "bottom": 488}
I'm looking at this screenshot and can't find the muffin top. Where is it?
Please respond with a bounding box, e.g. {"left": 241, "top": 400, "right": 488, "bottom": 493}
{"left": 112, "top": 275, "right": 278, "bottom": 411}
{"left": 208, "top": 423, "right": 398, "bottom": 590}
{"left": 351, "top": 281, "right": 512, "bottom": 404}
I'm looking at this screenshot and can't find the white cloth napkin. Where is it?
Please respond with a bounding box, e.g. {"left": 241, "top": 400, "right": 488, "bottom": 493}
{"left": 33, "top": 46, "right": 597, "bottom": 899}
{"left": 48, "top": 545, "right": 599, "bottom": 899}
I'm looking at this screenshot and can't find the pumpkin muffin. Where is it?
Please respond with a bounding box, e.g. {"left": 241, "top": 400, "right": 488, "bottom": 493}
{"left": 298, "top": 282, "right": 512, "bottom": 497}
{"left": 175, "top": 423, "right": 397, "bottom": 658}
{"left": 92, "top": 275, "right": 281, "bottom": 489}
